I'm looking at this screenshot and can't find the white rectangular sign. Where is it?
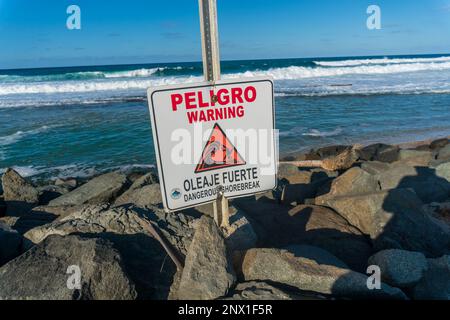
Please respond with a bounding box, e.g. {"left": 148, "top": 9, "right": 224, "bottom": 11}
{"left": 147, "top": 77, "right": 277, "bottom": 212}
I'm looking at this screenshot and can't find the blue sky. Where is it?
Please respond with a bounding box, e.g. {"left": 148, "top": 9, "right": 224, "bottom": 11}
{"left": 0, "top": 0, "right": 449, "bottom": 69}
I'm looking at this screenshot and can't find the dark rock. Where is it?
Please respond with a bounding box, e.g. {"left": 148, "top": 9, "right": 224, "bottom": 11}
{"left": 368, "top": 249, "right": 428, "bottom": 288}
{"left": 281, "top": 180, "right": 328, "bottom": 205}
{"left": 430, "top": 138, "right": 449, "bottom": 150}
{"left": 225, "top": 281, "right": 325, "bottom": 300}
{"left": 38, "top": 185, "right": 71, "bottom": 205}
{"left": 0, "top": 235, "right": 137, "bottom": 300}
{"left": 177, "top": 216, "right": 236, "bottom": 300}
{"left": 48, "top": 172, "right": 129, "bottom": 206}
{"left": 412, "top": 255, "right": 450, "bottom": 300}
{"left": 0, "top": 221, "right": 23, "bottom": 266}
{"left": 23, "top": 204, "right": 178, "bottom": 299}
{"left": 322, "top": 189, "right": 450, "bottom": 257}
{"left": 233, "top": 198, "right": 372, "bottom": 272}
{"left": 358, "top": 143, "right": 399, "bottom": 163}
{"left": 2, "top": 168, "right": 39, "bottom": 216}
{"left": 239, "top": 246, "right": 406, "bottom": 299}
{"left": 310, "top": 145, "right": 352, "bottom": 160}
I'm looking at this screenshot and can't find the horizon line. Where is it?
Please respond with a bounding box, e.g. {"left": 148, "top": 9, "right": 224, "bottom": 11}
{"left": 1, "top": 52, "right": 450, "bottom": 72}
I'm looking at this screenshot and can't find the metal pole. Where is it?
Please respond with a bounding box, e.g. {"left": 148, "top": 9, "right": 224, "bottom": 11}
{"left": 198, "top": 0, "right": 221, "bottom": 82}
{"left": 198, "top": 0, "right": 229, "bottom": 228}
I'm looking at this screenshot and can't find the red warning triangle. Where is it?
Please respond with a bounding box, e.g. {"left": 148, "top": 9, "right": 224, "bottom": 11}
{"left": 195, "top": 123, "right": 246, "bottom": 173}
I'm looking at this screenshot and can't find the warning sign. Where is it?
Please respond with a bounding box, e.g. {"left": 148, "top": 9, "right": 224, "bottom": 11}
{"left": 147, "top": 77, "right": 277, "bottom": 211}
{"left": 195, "top": 123, "right": 246, "bottom": 173}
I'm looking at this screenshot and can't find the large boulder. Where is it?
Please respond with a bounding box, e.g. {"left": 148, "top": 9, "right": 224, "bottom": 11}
{"left": 368, "top": 249, "right": 428, "bottom": 288}
{"left": 0, "top": 235, "right": 137, "bottom": 300}
{"left": 322, "top": 189, "right": 450, "bottom": 257}
{"left": 48, "top": 172, "right": 129, "bottom": 206}
{"left": 239, "top": 246, "right": 406, "bottom": 299}
{"left": 1, "top": 168, "right": 39, "bottom": 215}
{"left": 0, "top": 221, "right": 23, "bottom": 266}
{"left": 412, "top": 255, "right": 450, "bottom": 300}
{"left": 280, "top": 205, "right": 372, "bottom": 272}
{"left": 233, "top": 199, "right": 372, "bottom": 271}
{"left": 23, "top": 204, "right": 179, "bottom": 299}
{"left": 315, "top": 167, "right": 380, "bottom": 204}
{"left": 177, "top": 216, "right": 236, "bottom": 300}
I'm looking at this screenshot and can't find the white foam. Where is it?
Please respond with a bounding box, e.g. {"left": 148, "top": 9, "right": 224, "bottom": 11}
{"left": 302, "top": 128, "right": 343, "bottom": 137}
{"left": 104, "top": 68, "right": 162, "bottom": 78}
{"left": 0, "top": 125, "right": 54, "bottom": 146}
{"left": 0, "top": 76, "right": 202, "bottom": 95}
{"left": 232, "top": 61, "right": 450, "bottom": 80}
{"left": 314, "top": 56, "right": 450, "bottom": 67}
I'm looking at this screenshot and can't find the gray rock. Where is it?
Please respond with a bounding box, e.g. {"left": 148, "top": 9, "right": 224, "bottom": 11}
{"left": 233, "top": 199, "right": 373, "bottom": 272}
{"left": 315, "top": 167, "right": 380, "bottom": 204}
{"left": 0, "top": 221, "right": 23, "bottom": 266}
{"left": 412, "top": 255, "right": 450, "bottom": 300}
{"left": 278, "top": 163, "right": 309, "bottom": 184}
{"left": 222, "top": 207, "right": 258, "bottom": 253}
{"left": 436, "top": 162, "right": 450, "bottom": 182}
{"left": 435, "top": 144, "right": 450, "bottom": 164}
{"left": 37, "top": 185, "right": 71, "bottom": 205}
{"left": 358, "top": 143, "right": 400, "bottom": 163}
{"left": 23, "top": 204, "right": 178, "bottom": 299}
{"left": 430, "top": 138, "right": 449, "bottom": 150}
{"left": 0, "top": 235, "right": 137, "bottom": 300}
{"left": 177, "top": 216, "right": 236, "bottom": 300}
{"left": 54, "top": 177, "right": 78, "bottom": 189}
{"left": 377, "top": 163, "right": 450, "bottom": 203}
{"left": 2, "top": 168, "right": 39, "bottom": 216}
{"left": 114, "top": 183, "right": 162, "bottom": 207}
{"left": 226, "top": 281, "right": 296, "bottom": 300}
{"left": 322, "top": 189, "right": 450, "bottom": 257}
{"left": 281, "top": 180, "right": 329, "bottom": 205}
{"left": 240, "top": 246, "right": 406, "bottom": 299}
{"left": 398, "top": 149, "right": 432, "bottom": 166}
{"left": 311, "top": 145, "right": 352, "bottom": 159}
{"left": 360, "top": 161, "right": 391, "bottom": 176}
{"left": 226, "top": 281, "right": 324, "bottom": 300}
{"left": 286, "top": 245, "right": 350, "bottom": 269}
{"left": 368, "top": 249, "right": 428, "bottom": 288}
{"left": 48, "top": 172, "right": 129, "bottom": 206}
{"left": 144, "top": 206, "right": 197, "bottom": 257}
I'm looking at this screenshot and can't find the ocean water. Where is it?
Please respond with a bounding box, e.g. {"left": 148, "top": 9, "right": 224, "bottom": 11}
{"left": 1, "top": 54, "right": 450, "bottom": 180}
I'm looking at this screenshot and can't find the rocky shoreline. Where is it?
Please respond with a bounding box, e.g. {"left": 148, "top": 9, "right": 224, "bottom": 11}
{"left": 0, "top": 138, "right": 449, "bottom": 300}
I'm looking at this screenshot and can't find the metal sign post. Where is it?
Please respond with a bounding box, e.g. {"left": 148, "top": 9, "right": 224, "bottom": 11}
{"left": 199, "top": 0, "right": 221, "bottom": 82}
{"left": 198, "top": 0, "right": 229, "bottom": 228}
